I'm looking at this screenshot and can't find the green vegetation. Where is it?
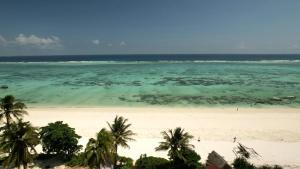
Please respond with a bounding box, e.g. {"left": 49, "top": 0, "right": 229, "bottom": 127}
{"left": 155, "top": 127, "right": 203, "bottom": 169}
{"left": 257, "top": 165, "right": 283, "bottom": 169}
{"left": 107, "top": 116, "right": 135, "bottom": 169}
{"left": 85, "top": 128, "right": 114, "bottom": 168}
{"left": 0, "top": 120, "right": 39, "bottom": 169}
{"left": 117, "top": 156, "right": 134, "bottom": 169}
{"left": 39, "top": 121, "right": 82, "bottom": 158}
{"left": 0, "top": 95, "right": 285, "bottom": 169}
{"left": 65, "top": 152, "right": 86, "bottom": 166}
{"left": 135, "top": 155, "right": 170, "bottom": 169}
{"left": 0, "top": 95, "right": 27, "bottom": 128}
{"left": 232, "top": 157, "right": 255, "bottom": 169}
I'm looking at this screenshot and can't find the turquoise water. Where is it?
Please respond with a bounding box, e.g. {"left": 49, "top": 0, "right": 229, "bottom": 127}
{"left": 0, "top": 61, "right": 300, "bottom": 107}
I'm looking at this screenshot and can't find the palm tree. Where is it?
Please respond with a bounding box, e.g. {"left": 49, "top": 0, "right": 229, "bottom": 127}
{"left": 155, "top": 127, "right": 194, "bottom": 161}
{"left": 0, "top": 120, "right": 39, "bottom": 169}
{"left": 107, "top": 116, "right": 135, "bottom": 169}
{"left": 85, "top": 128, "right": 114, "bottom": 169}
{"left": 0, "top": 95, "right": 27, "bottom": 128}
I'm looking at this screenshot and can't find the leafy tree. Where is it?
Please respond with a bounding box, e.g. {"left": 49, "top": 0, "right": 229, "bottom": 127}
{"left": 135, "top": 154, "right": 170, "bottom": 169}
{"left": 107, "top": 116, "right": 135, "bottom": 168}
{"left": 155, "top": 127, "right": 194, "bottom": 162}
{"left": 39, "top": 121, "right": 82, "bottom": 158}
{"left": 0, "top": 95, "right": 27, "bottom": 128}
{"left": 85, "top": 128, "right": 114, "bottom": 169}
{"left": 0, "top": 120, "right": 39, "bottom": 169}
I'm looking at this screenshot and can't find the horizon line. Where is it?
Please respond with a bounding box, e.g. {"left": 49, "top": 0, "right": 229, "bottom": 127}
{"left": 1, "top": 53, "right": 300, "bottom": 57}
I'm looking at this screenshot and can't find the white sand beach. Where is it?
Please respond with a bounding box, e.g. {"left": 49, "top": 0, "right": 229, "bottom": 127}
{"left": 25, "top": 107, "right": 300, "bottom": 168}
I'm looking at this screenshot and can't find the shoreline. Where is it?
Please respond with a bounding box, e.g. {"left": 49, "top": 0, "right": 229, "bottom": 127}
{"left": 25, "top": 105, "right": 300, "bottom": 109}
{"left": 23, "top": 107, "right": 300, "bottom": 168}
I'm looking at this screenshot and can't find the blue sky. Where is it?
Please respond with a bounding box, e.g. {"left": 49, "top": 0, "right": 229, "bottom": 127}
{"left": 0, "top": 0, "right": 300, "bottom": 56}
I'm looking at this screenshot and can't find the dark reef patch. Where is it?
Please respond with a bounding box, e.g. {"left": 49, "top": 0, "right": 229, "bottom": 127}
{"left": 153, "top": 77, "right": 242, "bottom": 86}
{"left": 118, "top": 94, "right": 299, "bottom": 106}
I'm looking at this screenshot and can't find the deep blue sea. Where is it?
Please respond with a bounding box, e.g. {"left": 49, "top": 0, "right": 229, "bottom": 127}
{"left": 0, "top": 54, "right": 300, "bottom": 62}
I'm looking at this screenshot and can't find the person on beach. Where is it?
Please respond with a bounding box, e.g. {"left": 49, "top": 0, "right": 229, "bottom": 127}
{"left": 233, "top": 137, "right": 237, "bottom": 143}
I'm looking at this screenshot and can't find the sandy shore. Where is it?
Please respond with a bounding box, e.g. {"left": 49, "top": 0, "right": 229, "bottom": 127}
{"left": 24, "top": 107, "right": 300, "bottom": 168}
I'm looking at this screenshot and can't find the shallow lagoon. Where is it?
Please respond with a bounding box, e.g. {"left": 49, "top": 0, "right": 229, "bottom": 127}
{"left": 0, "top": 61, "right": 300, "bottom": 107}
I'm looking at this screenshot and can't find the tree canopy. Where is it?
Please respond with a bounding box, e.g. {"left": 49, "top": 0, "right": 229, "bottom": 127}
{"left": 39, "top": 121, "right": 82, "bottom": 158}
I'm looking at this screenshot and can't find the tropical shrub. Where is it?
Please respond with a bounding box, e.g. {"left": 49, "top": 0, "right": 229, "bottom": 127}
{"left": 232, "top": 157, "right": 255, "bottom": 169}
{"left": 39, "top": 121, "right": 82, "bottom": 158}
{"left": 135, "top": 154, "right": 170, "bottom": 169}
{"left": 66, "top": 152, "right": 86, "bottom": 166}
{"left": 172, "top": 148, "right": 203, "bottom": 169}
{"left": 257, "top": 165, "right": 283, "bottom": 169}
{"left": 117, "top": 156, "right": 134, "bottom": 169}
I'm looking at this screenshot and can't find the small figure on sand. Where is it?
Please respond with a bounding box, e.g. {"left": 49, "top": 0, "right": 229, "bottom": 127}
{"left": 237, "top": 107, "right": 239, "bottom": 111}
{"left": 197, "top": 137, "right": 201, "bottom": 142}
{"left": 233, "top": 136, "right": 237, "bottom": 143}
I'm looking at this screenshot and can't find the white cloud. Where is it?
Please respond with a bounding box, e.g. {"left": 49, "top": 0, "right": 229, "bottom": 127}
{"left": 92, "top": 39, "right": 100, "bottom": 45}
{"left": 120, "top": 41, "right": 126, "bottom": 47}
{"left": 0, "top": 35, "right": 7, "bottom": 46}
{"left": 15, "top": 34, "right": 61, "bottom": 49}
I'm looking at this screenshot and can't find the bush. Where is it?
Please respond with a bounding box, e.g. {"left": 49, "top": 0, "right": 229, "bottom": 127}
{"left": 117, "top": 156, "right": 134, "bottom": 169}
{"left": 40, "top": 121, "right": 82, "bottom": 158}
{"left": 257, "top": 165, "right": 283, "bottom": 169}
{"left": 66, "top": 153, "right": 86, "bottom": 166}
{"left": 135, "top": 154, "right": 171, "bottom": 169}
{"left": 173, "top": 148, "right": 204, "bottom": 169}
{"left": 232, "top": 157, "right": 255, "bottom": 169}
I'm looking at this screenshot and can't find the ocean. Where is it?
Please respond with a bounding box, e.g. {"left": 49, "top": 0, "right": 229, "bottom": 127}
{"left": 0, "top": 54, "right": 300, "bottom": 107}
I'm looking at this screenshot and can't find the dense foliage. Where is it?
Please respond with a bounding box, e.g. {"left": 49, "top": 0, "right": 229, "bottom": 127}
{"left": 232, "top": 157, "right": 255, "bottom": 169}
{"left": 85, "top": 128, "right": 114, "bottom": 169}
{"left": 135, "top": 155, "right": 170, "bottom": 169}
{"left": 0, "top": 120, "right": 39, "bottom": 169}
{"left": 66, "top": 153, "right": 86, "bottom": 166}
{"left": 172, "top": 148, "right": 203, "bottom": 169}
{"left": 117, "top": 156, "right": 134, "bottom": 169}
{"left": 257, "top": 165, "right": 283, "bottom": 169}
{"left": 39, "top": 121, "right": 82, "bottom": 158}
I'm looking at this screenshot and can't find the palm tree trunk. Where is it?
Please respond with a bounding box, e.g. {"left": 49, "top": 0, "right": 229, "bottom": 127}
{"left": 114, "top": 144, "right": 118, "bottom": 169}
{"left": 5, "top": 113, "right": 10, "bottom": 128}
{"left": 23, "top": 163, "right": 27, "bottom": 169}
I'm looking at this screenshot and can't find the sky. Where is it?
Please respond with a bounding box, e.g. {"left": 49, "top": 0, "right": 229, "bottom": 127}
{"left": 0, "top": 0, "right": 300, "bottom": 56}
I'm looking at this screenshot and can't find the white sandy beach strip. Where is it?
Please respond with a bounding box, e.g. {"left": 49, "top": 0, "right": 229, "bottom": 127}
{"left": 24, "top": 107, "right": 300, "bottom": 168}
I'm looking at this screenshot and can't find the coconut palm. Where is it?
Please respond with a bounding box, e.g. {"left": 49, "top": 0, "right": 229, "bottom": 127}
{"left": 0, "top": 120, "right": 39, "bottom": 169}
{"left": 155, "top": 127, "right": 194, "bottom": 161}
{"left": 0, "top": 95, "right": 27, "bottom": 128}
{"left": 85, "top": 128, "right": 114, "bottom": 169}
{"left": 107, "top": 116, "right": 135, "bottom": 168}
